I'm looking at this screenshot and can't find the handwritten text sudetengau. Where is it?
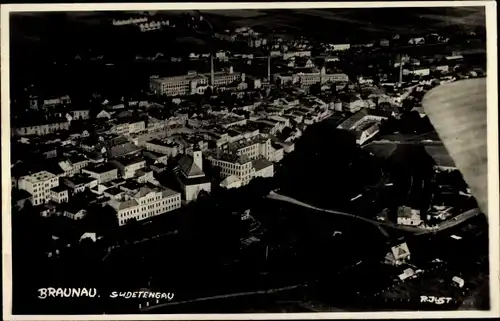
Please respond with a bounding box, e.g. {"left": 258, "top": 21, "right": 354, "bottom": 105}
{"left": 37, "top": 288, "right": 175, "bottom": 301}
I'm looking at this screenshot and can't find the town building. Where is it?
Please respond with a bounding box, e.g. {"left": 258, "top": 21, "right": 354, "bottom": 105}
{"left": 63, "top": 175, "right": 99, "bottom": 194}
{"left": 276, "top": 67, "right": 349, "bottom": 88}
{"left": 283, "top": 50, "right": 312, "bottom": 60}
{"left": 49, "top": 185, "right": 69, "bottom": 204}
{"left": 110, "top": 156, "right": 146, "bottom": 179}
{"left": 12, "top": 119, "right": 70, "bottom": 137}
{"left": 143, "top": 139, "right": 180, "bottom": 157}
{"left": 18, "top": 171, "right": 59, "bottom": 206}
{"left": 67, "top": 109, "right": 90, "bottom": 120}
{"left": 150, "top": 67, "right": 243, "bottom": 97}
{"left": 63, "top": 206, "right": 88, "bottom": 220}
{"left": 222, "top": 136, "right": 272, "bottom": 161}
{"left": 82, "top": 163, "right": 119, "bottom": 183}
{"left": 384, "top": 242, "right": 411, "bottom": 266}
{"left": 209, "top": 153, "right": 254, "bottom": 186}
{"left": 108, "top": 185, "right": 182, "bottom": 226}
{"left": 252, "top": 158, "right": 274, "bottom": 178}
{"left": 176, "top": 150, "right": 211, "bottom": 202}
{"left": 337, "top": 108, "right": 388, "bottom": 145}
{"left": 57, "top": 155, "right": 90, "bottom": 177}
{"left": 331, "top": 43, "right": 351, "bottom": 51}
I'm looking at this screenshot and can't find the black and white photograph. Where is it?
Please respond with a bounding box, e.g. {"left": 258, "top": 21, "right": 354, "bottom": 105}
{"left": 1, "top": 2, "right": 499, "bottom": 319}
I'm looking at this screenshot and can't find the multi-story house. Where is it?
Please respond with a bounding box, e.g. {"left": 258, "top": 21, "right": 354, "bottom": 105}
{"left": 50, "top": 185, "right": 69, "bottom": 204}
{"left": 223, "top": 136, "right": 272, "bottom": 161}
{"left": 12, "top": 120, "right": 70, "bottom": 137}
{"left": 82, "top": 163, "right": 118, "bottom": 183}
{"left": 108, "top": 185, "right": 182, "bottom": 226}
{"left": 209, "top": 153, "right": 255, "bottom": 186}
{"left": 18, "top": 171, "right": 59, "bottom": 206}
{"left": 63, "top": 175, "right": 99, "bottom": 194}
{"left": 57, "top": 156, "right": 90, "bottom": 177}
{"left": 110, "top": 156, "right": 146, "bottom": 179}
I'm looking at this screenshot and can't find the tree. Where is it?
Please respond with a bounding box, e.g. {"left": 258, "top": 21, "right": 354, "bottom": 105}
{"left": 279, "top": 123, "right": 382, "bottom": 210}
{"left": 329, "top": 83, "right": 337, "bottom": 95}
{"left": 309, "top": 83, "right": 321, "bottom": 96}
{"left": 203, "top": 86, "right": 213, "bottom": 100}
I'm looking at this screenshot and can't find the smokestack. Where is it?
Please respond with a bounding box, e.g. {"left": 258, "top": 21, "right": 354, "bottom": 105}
{"left": 210, "top": 55, "right": 215, "bottom": 86}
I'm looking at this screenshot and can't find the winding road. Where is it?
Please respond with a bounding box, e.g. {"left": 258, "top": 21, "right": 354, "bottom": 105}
{"left": 266, "top": 191, "right": 482, "bottom": 236}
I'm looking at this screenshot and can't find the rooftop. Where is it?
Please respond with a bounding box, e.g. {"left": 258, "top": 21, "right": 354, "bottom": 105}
{"left": 114, "top": 155, "right": 146, "bottom": 167}
{"left": 65, "top": 174, "right": 96, "bottom": 186}
{"left": 338, "top": 108, "right": 389, "bottom": 131}
{"left": 215, "top": 153, "right": 252, "bottom": 165}
{"left": 228, "top": 136, "right": 268, "bottom": 152}
{"left": 178, "top": 154, "right": 204, "bottom": 178}
{"left": 84, "top": 163, "right": 117, "bottom": 174}
{"left": 105, "top": 187, "right": 123, "bottom": 196}
{"left": 21, "top": 170, "right": 57, "bottom": 183}
{"left": 50, "top": 185, "right": 67, "bottom": 193}
{"left": 252, "top": 157, "right": 273, "bottom": 171}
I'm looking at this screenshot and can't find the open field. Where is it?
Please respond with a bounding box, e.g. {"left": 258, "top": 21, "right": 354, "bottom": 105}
{"left": 200, "top": 7, "right": 485, "bottom": 40}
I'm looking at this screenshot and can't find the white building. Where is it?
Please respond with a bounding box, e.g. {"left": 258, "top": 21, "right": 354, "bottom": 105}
{"left": 337, "top": 108, "right": 388, "bottom": 145}
{"left": 108, "top": 185, "right": 181, "bottom": 226}
{"left": 68, "top": 109, "right": 90, "bottom": 120}
{"left": 176, "top": 150, "right": 211, "bottom": 202}
{"left": 331, "top": 44, "right": 351, "bottom": 51}
{"left": 252, "top": 158, "right": 274, "bottom": 178}
{"left": 49, "top": 185, "right": 69, "bottom": 204}
{"left": 413, "top": 67, "right": 431, "bottom": 77}
{"left": 223, "top": 136, "right": 272, "bottom": 161}
{"left": 82, "top": 163, "right": 119, "bottom": 184}
{"left": 110, "top": 156, "right": 146, "bottom": 179}
{"left": 18, "top": 171, "right": 59, "bottom": 206}
{"left": 150, "top": 68, "right": 243, "bottom": 97}
{"left": 283, "top": 50, "right": 312, "bottom": 60}
{"left": 129, "top": 121, "right": 146, "bottom": 134}
{"left": 63, "top": 175, "right": 99, "bottom": 194}
{"left": 12, "top": 120, "right": 70, "bottom": 136}
{"left": 276, "top": 67, "right": 349, "bottom": 88}
{"left": 63, "top": 208, "right": 88, "bottom": 220}
{"left": 209, "top": 154, "right": 255, "bottom": 186}
{"left": 57, "top": 156, "right": 90, "bottom": 177}
{"left": 342, "top": 97, "right": 369, "bottom": 113}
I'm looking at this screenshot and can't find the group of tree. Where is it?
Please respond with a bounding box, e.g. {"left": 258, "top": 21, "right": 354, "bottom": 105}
{"left": 379, "top": 110, "right": 434, "bottom": 135}
{"left": 277, "top": 122, "right": 383, "bottom": 211}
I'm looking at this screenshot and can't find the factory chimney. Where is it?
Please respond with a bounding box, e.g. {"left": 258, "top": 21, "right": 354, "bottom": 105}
{"left": 210, "top": 55, "right": 215, "bottom": 86}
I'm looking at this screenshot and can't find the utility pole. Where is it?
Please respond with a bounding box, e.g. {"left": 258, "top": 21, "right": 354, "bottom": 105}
{"left": 210, "top": 55, "right": 215, "bottom": 87}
